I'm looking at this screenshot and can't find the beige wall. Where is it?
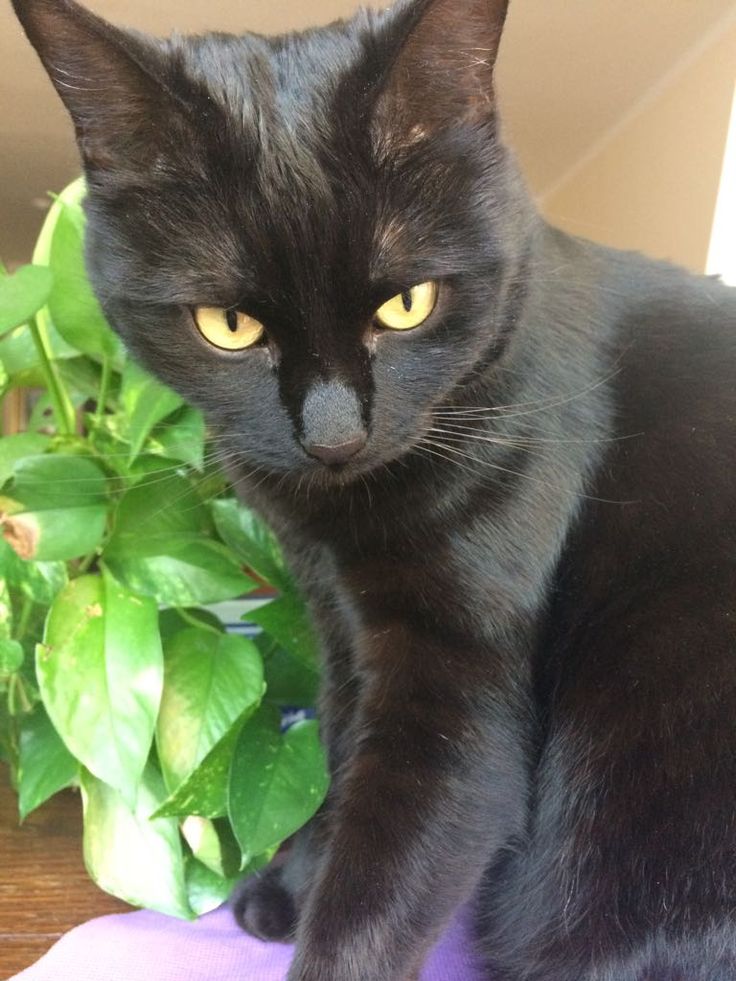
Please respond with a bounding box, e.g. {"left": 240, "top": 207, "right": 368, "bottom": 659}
{"left": 542, "top": 19, "right": 736, "bottom": 274}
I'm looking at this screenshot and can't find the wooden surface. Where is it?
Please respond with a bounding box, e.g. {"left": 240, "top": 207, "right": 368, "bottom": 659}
{"left": 0, "top": 774, "right": 128, "bottom": 979}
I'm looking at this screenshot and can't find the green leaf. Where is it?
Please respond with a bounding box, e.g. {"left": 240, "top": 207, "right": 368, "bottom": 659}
{"left": 185, "top": 857, "right": 238, "bottom": 916}
{"left": 0, "top": 454, "right": 108, "bottom": 561}
{"left": 184, "top": 834, "right": 274, "bottom": 915}
{"left": 82, "top": 764, "right": 193, "bottom": 919}
{"left": 258, "top": 633, "right": 320, "bottom": 708}
{"left": 149, "top": 406, "right": 206, "bottom": 470}
{"left": 32, "top": 177, "right": 86, "bottom": 267}
{"left": 0, "top": 538, "right": 68, "bottom": 605}
{"left": 17, "top": 704, "right": 78, "bottom": 820}
{"left": 0, "top": 433, "right": 51, "bottom": 488}
{"left": 37, "top": 572, "right": 163, "bottom": 803}
{"left": 121, "top": 361, "right": 183, "bottom": 463}
{"left": 104, "top": 474, "right": 253, "bottom": 605}
{"left": 105, "top": 537, "right": 255, "bottom": 607}
{"left": 228, "top": 706, "right": 329, "bottom": 865}
{"left": 158, "top": 607, "right": 224, "bottom": 645}
{"left": 59, "top": 356, "right": 115, "bottom": 403}
{"left": 181, "top": 815, "right": 241, "bottom": 878}
{"left": 248, "top": 593, "right": 319, "bottom": 668}
{"left": 5, "top": 453, "right": 107, "bottom": 510}
{"left": 0, "top": 639, "right": 24, "bottom": 675}
{"left": 0, "top": 326, "right": 37, "bottom": 380}
{"left": 157, "top": 628, "right": 265, "bottom": 792}
{"left": 106, "top": 472, "right": 212, "bottom": 549}
{"left": 46, "top": 201, "right": 123, "bottom": 362}
{"left": 87, "top": 410, "right": 129, "bottom": 458}
{"left": 0, "top": 319, "right": 76, "bottom": 385}
{"left": 123, "top": 455, "right": 182, "bottom": 484}
{"left": 153, "top": 718, "right": 243, "bottom": 820}
{"left": 211, "top": 499, "right": 291, "bottom": 591}
{"left": 0, "top": 265, "right": 54, "bottom": 335}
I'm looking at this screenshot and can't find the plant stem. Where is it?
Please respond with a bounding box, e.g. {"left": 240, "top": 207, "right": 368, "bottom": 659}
{"left": 28, "top": 308, "right": 76, "bottom": 435}
{"left": 76, "top": 551, "right": 98, "bottom": 576}
{"left": 28, "top": 182, "right": 79, "bottom": 436}
{"left": 175, "top": 607, "right": 223, "bottom": 637}
{"left": 8, "top": 673, "right": 33, "bottom": 717}
{"left": 16, "top": 595, "right": 33, "bottom": 641}
{"left": 94, "top": 356, "right": 111, "bottom": 423}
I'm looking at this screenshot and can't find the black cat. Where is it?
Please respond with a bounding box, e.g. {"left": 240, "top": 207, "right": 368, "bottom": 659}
{"left": 12, "top": 0, "right": 736, "bottom": 977}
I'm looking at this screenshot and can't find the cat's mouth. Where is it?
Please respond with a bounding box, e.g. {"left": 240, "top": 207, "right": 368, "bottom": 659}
{"left": 300, "top": 433, "right": 367, "bottom": 469}
{"left": 295, "top": 413, "right": 437, "bottom": 486}
{"left": 296, "top": 429, "right": 425, "bottom": 488}
{"left": 300, "top": 450, "right": 373, "bottom": 485}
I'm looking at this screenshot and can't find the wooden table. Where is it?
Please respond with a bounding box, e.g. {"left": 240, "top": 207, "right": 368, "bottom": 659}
{"left": 0, "top": 774, "right": 128, "bottom": 978}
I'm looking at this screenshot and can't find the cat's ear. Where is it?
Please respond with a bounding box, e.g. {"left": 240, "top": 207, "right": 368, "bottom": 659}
{"left": 376, "top": 0, "right": 509, "bottom": 139}
{"left": 12, "top": 0, "right": 182, "bottom": 174}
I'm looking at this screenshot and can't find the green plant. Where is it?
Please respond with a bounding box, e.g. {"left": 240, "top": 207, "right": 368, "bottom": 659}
{"left": 0, "top": 179, "right": 326, "bottom": 918}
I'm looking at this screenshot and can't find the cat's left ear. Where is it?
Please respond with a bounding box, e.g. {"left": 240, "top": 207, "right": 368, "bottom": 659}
{"left": 375, "top": 0, "right": 509, "bottom": 139}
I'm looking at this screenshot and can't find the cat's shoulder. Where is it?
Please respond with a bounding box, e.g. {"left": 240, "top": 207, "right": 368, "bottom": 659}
{"left": 544, "top": 225, "right": 735, "bottom": 363}
{"left": 536, "top": 225, "right": 735, "bottom": 439}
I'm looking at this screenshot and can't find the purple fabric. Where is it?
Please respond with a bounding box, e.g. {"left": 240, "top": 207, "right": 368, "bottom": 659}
{"left": 9, "top": 903, "right": 488, "bottom": 981}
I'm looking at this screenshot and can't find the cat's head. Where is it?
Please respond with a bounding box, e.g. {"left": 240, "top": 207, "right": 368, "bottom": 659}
{"left": 13, "top": 0, "right": 534, "bottom": 486}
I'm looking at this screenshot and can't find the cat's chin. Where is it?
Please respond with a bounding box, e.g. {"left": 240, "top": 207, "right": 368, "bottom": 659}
{"left": 296, "top": 458, "right": 381, "bottom": 488}
{"left": 282, "top": 444, "right": 410, "bottom": 490}
{"left": 219, "top": 444, "right": 393, "bottom": 494}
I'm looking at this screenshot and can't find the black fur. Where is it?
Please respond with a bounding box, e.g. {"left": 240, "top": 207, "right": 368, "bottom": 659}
{"left": 12, "top": 0, "right": 736, "bottom": 977}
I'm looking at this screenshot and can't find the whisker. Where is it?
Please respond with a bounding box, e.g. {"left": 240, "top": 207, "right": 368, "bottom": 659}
{"left": 420, "top": 437, "right": 535, "bottom": 486}
{"left": 433, "top": 359, "right": 626, "bottom": 423}
{"left": 427, "top": 426, "right": 534, "bottom": 451}
{"left": 413, "top": 440, "right": 499, "bottom": 485}
{"left": 419, "top": 436, "right": 637, "bottom": 506}
{"left": 427, "top": 424, "right": 644, "bottom": 448}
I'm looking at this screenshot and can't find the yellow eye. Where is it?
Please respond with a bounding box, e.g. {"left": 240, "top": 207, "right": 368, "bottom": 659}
{"left": 193, "top": 306, "right": 265, "bottom": 350}
{"left": 374, "top": 281, "right": 438, "bottom": 331}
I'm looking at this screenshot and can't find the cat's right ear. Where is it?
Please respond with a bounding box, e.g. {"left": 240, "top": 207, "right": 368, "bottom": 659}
{"left": 11, "top": 0, "right": 182, "bottom": 175}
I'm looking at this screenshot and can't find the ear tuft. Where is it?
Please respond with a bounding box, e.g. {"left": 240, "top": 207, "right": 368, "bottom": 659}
{"left": 12, "top": 0, "right": 181, "bottom": 174}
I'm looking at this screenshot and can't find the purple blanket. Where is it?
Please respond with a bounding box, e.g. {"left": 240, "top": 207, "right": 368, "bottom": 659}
{"left": 9, "top": 903, "right": 488, "bottom": 981}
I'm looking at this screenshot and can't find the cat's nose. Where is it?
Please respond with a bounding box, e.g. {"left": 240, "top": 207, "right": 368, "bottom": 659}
{"left": 300, "top": 380, "right": 368, "bottom": 467}
{"left": 303, "top": 434, "right": 367, "bottom": 466}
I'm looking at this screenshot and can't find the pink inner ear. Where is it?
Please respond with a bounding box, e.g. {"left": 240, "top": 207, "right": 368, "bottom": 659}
{"left": 373, "top": 0, "right": 509, "bottom": 143}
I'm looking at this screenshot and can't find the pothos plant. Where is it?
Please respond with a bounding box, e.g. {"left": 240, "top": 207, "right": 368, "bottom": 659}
{"left": 0, "top": 178, "right": 327, "bottom": 918}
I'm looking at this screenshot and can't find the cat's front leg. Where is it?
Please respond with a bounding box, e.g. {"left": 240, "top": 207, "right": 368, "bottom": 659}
{"left": 286, "top": 613, "right": 532, "bottom": 981}
{"left": 233, "top": 576, "right": 361, "bottom": 942}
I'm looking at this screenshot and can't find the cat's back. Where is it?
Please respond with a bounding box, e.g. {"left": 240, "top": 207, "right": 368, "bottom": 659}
{"left": 492, "top": 239, "right": 736, "bottom": 980}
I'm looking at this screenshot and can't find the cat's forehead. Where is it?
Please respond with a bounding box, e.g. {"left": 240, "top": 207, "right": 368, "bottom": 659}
{"left": 146, "top": 22, "right": 398, "bottom": 284}
{"left": 160, "top": 22, "right": 384, "bottom": 230}
{"left": 168, "top": 17, "right": 373, "bottom": 143}
{"left": 104, "top": 11, "right": 496, "bottom": 306}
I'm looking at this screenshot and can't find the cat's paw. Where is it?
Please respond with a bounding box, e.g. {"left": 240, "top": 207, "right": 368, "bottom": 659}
{"left": 231, "top": 864, "right": 298, "bottom": 942}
